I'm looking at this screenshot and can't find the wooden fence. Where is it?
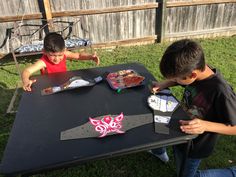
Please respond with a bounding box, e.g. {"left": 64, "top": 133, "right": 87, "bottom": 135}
{"left": 0, "top": 0, "right": 236, "bottom": 54}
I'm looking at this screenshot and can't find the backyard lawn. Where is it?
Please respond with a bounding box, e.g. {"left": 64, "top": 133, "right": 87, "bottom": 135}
{"left": 0, "top": 36, "right": 235, "bottom": 177}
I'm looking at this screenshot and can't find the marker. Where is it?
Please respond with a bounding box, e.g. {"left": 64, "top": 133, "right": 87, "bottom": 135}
{"left": 117, "top": 89, "right": 121, "bottom": 93}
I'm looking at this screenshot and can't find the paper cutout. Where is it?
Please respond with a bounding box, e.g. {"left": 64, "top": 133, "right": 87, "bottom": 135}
{"left": 148, "top": 94, "right": 179, "bottom": 112}
{"left": 67, "top": 79, "right": 90, "bottom": 88}
{"left": 154, "top": 115, "right": 171, "bottom": 124}
{"left": 41, "top": 76, "right": 102, "bottom": 95}
{"left": 89, "top": 113, "right": 125, "bottom": 137}
{"left": 106, "top": 69, "right": 145, "bottom": 90}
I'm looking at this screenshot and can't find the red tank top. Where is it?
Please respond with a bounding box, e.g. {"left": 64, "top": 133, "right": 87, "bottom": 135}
{"left": 40, "top": 54, "right": 67, "bottom": 74}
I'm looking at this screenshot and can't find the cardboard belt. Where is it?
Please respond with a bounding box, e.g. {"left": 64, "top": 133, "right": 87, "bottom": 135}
{"left": 61, "top": 113, "right": 153, "bottom": 140}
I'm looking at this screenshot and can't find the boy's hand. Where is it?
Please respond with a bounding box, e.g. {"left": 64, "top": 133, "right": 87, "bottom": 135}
{"left": 179, "top": 118, "right": 208, "bottom": 134}
{"left": 91, "top": 52, "right": 100, "bottom": 65}
{"left": 22, "top": 79, "right": 36, "bottom": 92}
{"left": 151, "top": 81, "right": 168, "bottom": 94}
{"left": 152, "top": 81, "right": 161, "bottom": 94}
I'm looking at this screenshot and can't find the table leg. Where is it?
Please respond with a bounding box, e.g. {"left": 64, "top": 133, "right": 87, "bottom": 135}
{"left": 178, "top": 140, "right": 192, "bottom": 177}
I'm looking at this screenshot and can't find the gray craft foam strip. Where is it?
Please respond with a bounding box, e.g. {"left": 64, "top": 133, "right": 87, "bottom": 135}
{"left": 41, "top": 76, "right": 102, "bottom": 96}
{"left": 60, "top": 113, "right": 153, "bottom": 140}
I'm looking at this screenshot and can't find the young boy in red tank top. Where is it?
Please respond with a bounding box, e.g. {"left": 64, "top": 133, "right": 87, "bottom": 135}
{"left": 21, "top": 32, "right": 100, "bottom": 91}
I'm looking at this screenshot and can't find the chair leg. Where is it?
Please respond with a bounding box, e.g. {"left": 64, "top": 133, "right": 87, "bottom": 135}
{"left": 6, "top": 81, "right": 21, "bottom": 114}
{"left": 11, "top": 51, "right": 22, "bottom": 80}
{"left": 6, "top": 49, "right": 22, "bottom": 114}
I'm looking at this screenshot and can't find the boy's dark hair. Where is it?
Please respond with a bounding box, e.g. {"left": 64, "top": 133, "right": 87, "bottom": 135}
{"left": 160, "top": 39, "right": 205, "bottom": 78}
{"left": 43, "top": 32, "right": 65, "bottom": 52}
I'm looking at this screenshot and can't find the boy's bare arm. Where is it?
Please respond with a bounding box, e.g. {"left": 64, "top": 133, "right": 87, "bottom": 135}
{"left": 21, "top": 60, "right": 45, "bottom": 91}
{"left": 65, "top": 50, "right": 100, "bottom": 65}
{"left": 152, "top": 80, "right": 177, "bottom": 93}
{"left": 180, "top": 119, "right": 236, "bottom": 135}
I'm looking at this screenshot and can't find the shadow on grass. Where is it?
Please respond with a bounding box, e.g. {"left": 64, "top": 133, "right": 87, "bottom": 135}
{"left": 0, "top": 53, "right": 41, "bottom": 67}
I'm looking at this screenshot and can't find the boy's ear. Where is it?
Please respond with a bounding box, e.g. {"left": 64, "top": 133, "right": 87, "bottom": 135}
{"left": 189, "top": 71, "right": 197, "bottom": 79}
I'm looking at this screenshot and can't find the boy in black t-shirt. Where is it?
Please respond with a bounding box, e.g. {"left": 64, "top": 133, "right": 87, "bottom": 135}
{"left": 151, "top": 39, "right": 236, "bottom": 177}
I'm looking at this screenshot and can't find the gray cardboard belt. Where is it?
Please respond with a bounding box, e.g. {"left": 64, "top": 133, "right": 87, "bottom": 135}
{"left": 61, "top": 113, "right": 152, "bottom": 140}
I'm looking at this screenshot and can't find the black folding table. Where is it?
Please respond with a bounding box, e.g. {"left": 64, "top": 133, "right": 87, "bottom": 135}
{"left": 0, "top": 63, "right": 196, "bottom": 176}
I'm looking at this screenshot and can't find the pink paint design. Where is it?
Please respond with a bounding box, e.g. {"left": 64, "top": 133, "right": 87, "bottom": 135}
{"left": 89, "top": 113, "right": 125, "bottom": 137}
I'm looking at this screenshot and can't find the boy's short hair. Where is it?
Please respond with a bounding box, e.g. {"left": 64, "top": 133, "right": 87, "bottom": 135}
{"left": 43, "top": 32, "right": 65, "bottom": 53}
{"left": 160, "top": 39, "right": 205, "bottom": 78}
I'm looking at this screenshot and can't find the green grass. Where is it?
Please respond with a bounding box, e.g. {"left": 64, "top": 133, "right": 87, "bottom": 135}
{"left": 0, "top": 36, "right": 236, "bottom": 177}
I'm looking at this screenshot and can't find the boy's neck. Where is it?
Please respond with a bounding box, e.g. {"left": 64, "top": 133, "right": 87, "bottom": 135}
{"left": 196, "top": 65, "right": 214, "bottom": 81}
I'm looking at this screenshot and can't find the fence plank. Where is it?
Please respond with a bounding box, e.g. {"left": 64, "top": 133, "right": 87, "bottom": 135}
{"left": 156, "top": 0, "right": 166, "bottom": 42}
{"left": 0, "top": 3, "right": 159, "bottom": 23}
{"left": 52, "top": 3, "right": 159, "bottom": 17}
{"left": 43, "top": 0, "right": 53, "bottom": 30}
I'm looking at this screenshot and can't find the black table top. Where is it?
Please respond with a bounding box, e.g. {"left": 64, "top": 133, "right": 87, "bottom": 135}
{"left": 0, "top": 63, "right": 196, "bottom": 176}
